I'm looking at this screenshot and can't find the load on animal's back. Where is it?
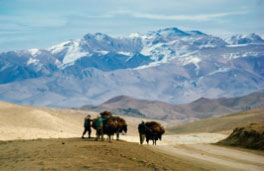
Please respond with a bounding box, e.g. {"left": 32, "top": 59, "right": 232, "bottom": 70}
{"left": 138, "top": 121, "right": 165, "bottom": 145}
{"left": 112, "top": 116, "right": 127, "bottom": 137}
{"left": 92, "top": 111, "right": 112, "bottom": 130}
{"left": 92, "top": 111, "right": 127, "bottom": 142}
{"left": 100, "top": 111, "right": 112, "bottom": 118}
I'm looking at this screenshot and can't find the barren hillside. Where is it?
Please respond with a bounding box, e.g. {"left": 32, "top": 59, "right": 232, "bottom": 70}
{"left": 1, "top": 101, "right": 264, "bottom": 171}
{"left": 0, "top": 101, "right": 166, "bottom": 140}
{"left": 167, "top": 109, "right": 264, "bottom": 134}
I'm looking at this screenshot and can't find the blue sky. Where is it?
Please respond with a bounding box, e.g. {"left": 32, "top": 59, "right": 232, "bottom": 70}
{"left": 0, "top": 0, "right": 263, "bottom": 52}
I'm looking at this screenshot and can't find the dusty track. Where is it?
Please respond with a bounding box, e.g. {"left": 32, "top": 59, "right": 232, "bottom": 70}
{"left": 121, "top": 134, "right": 264, "bottom": 171}
{"left": 152, "top": 144, "right": 264, "bottom": 171}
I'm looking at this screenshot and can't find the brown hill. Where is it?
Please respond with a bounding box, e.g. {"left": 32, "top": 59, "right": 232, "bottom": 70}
{"left": 186, "top": 92, "right": 264, "bottom": 117}
{"left": 0, "top": 101, "right": 94, "bottom": 140}
{"left": 167, "top": 109, "right": 264, "bottom": 134}
{"left": 218, "top": 122, "right": 264, "bottom": 150}
{"left": 81, "top": 92, "right": 264, "bottom": 121}
{"left": 101, "top": 95, "right": 186, "bottom": 120}
{"left": 0, "top": 100, "right": 166, "bottom": 140}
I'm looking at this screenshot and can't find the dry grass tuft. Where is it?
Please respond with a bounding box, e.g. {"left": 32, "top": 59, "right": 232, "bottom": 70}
{"left": 218, "top": 122, "right": 264, "bottom": 150}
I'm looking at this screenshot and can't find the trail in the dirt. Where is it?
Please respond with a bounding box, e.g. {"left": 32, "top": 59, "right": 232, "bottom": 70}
{"left": 121, "top": 134, "right": 264, "bottom": 171}
{"left": 153, "top": 144, "right": 264, "bottom": 171}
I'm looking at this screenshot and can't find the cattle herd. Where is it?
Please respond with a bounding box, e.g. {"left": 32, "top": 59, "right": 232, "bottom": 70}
{"left": 86, "top": 111, "right": 165, "bottom": 145}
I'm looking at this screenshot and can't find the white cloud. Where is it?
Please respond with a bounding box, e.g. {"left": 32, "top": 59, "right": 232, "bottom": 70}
{"left": 0, "top": 15, "right": 66, "bottom": 28}
{"left": 110, "top": 10, "right": 248, "bottom": 21}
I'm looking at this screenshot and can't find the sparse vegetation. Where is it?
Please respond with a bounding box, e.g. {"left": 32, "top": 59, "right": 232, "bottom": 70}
{"left": 116, "top": 108, "right": 146, "bottom": 118}
{"left": 218, "top": 122, "right": 264, "bottom": 150}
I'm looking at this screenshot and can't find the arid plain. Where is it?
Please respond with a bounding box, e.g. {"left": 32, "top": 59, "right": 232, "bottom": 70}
{"left": 0, "top": 101, "right": 264, "bottom": 171}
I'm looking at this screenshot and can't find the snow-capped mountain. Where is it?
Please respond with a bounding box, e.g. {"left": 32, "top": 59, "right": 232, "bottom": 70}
{"left": 225, "top": 33, "right": 264, "bottom": 45}
{"left": 0, "top": 27, "right": 264, "bottom": 107}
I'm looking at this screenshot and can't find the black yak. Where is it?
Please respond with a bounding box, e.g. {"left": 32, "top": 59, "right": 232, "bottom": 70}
{"left": 138, "top": 121, "right": 165, "bottom": 145}
{"left": 112, "top": 116, "right": 127, "bottom": 140}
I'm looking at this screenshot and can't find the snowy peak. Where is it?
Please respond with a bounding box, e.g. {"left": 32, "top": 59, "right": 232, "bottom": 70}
{"left": 128, "top": 33, "right": 142, "bottom": 38}
{"left": 187, "top": 30, "right": 207, "bottom": 36}
{"left": 49, "top": 41, "right": 72, "bottom": 54}
{"left": 146, "top": 27, "right": 191, "bottom": 38}
{"left": 1, "top": 27, "right": 263, "bottom": 77}
{"left": 45, "top": 28, "right": 262, "bottom": 71}
{"left": 145, "top": 28, "right": 207, "bottom": 38}
{"left": 28, "top": 48, "right": 41, "bottom": 57}
{"left": 83, "top": 32, "right": 112, "bottom": 42}
{"left": 226, "top": 33, "right": 264, "bottom": 45}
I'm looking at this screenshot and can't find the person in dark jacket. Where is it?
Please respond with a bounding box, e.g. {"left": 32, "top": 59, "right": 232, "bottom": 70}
{"left": 138, "top": 121, "right": 146, "bottom": 144}
{"left": 82, "top": 114, "right": 92, "bottom": 139}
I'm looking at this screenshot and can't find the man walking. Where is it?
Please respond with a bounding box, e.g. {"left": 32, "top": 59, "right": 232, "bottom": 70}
{"left": 138, "top": 121, "right": 146, "bottom": 144}
{"left": 82, "top": 114, "right": 92, "bottom": 139}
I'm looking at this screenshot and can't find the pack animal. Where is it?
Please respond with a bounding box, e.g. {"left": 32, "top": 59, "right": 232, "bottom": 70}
{"left": 138, "top": 121, "right": 165, "bottom": 145}
{"left": 112, "top": 116, "right": 127, "bottom": 140}
{"left": 92, "top": 117, "right": 118, "bottom": 142}
{"left": 92, "top": 111, "right": 127, "bottom": 142}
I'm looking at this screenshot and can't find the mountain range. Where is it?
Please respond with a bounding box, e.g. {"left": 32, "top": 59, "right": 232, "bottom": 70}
{"left": 0, "top": 27, "right": 264, "bottom": 107}
{"left": 81, "top": 92, "right": 264, "bottom": 122}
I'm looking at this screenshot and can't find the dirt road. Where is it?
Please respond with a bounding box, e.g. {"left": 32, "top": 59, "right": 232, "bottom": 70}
{"left": 152, "top": 144, "right": 264, "bottom": 171}
{"left": 122, "top": 133, "right": 264, "bottom": 171}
